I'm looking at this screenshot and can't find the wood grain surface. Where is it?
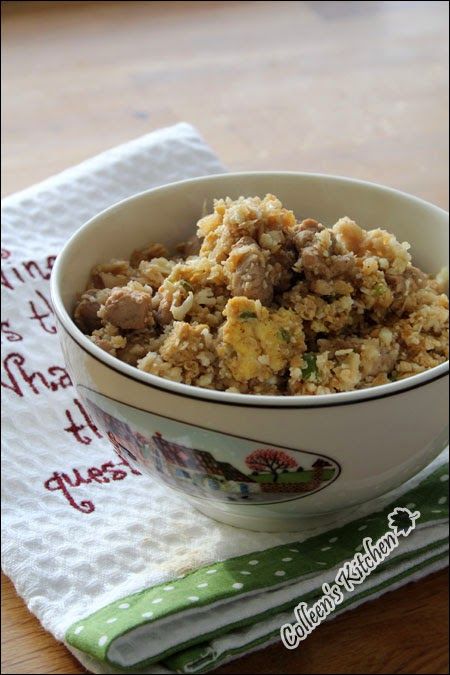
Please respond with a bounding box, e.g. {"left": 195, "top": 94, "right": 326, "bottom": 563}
{"left": 1, "top": 1, "right": 449, "bottom": 674}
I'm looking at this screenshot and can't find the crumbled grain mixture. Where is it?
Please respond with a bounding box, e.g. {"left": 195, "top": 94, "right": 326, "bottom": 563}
{"left": 73, "top": 194, "right": 449, "bottom": 395}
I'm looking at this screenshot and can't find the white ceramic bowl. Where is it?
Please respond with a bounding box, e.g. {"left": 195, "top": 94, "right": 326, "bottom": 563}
{"left": 51, "top": 172, "right": 449, "bottom": 531}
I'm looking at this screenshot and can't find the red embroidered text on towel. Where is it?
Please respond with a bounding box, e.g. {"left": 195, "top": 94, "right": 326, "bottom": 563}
{"left": 1, "top": 250, "right": 142, "bottom": 515}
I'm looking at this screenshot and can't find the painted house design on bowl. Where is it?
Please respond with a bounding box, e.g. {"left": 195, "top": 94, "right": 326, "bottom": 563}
{"left": 84, "top": 393, "right": 340, "bottom": 505}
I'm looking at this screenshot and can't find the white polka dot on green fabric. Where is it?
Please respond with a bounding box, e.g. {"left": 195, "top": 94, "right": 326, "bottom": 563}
{"left": 431, "top": 509, "right": 442, "bottom": 514}
{"left": 240, "top": 570, "right": 251, "bottom": 575}
{"left": 206, "top": 569, "right": 217, "bottom": 574}
{"left": 317, "top": 561, "right": 327, "bottom": 565}
{"left": 406, "top": 503, "right": 416, "bottom": 509}
{"left": 232, "top": 582, "right": 243, "bottom": 590}
{"left": 274, "top": 570, "right": 286, "bottom": 576}
{"left": 358, "top": 525, "right": 367, "bottom": 531}
{"left": 118, "top": 603, "right": 130, "bottom": 609}
{"left": 188, "top": 596, "right": 199, "bottom": 602}
{"left": 440, "top": 474, "right": 449, "bottom": 481}
{"left": 197, "top": 583, "right": 208, "bottom": 588}
{"left": 142, "top": 611, "right": 153, "bottom": 618}
{"left": 321, "top": 546, "right": 331, "bottom": 551}
{"left": 248, "top": 560, "right": 259, "bottom": 566}
{"left": 329, "top": 537, "right": 338, "bottom": 543}
{"left": 98, "top": 635, "right": 108, "bottom": 647}
{"left": 281, "top": 557, "right": 293, "bottom": 562}
{"left": 74, "top": 626, "right": 84, "bottom": 634}
{"left": 106, "top": 618, "right": 117, "bottom": 624}
{"left": 438, "top": 496, "right": 447, "bottom": 505}
{"left": 152, "top": 598, "right": 162, "bottom": 604}
{"left": 289, "top": 548, "right": 299, "bottom": 552}
{"left": 163, "top": 586, "right": 174, "bottom": 591}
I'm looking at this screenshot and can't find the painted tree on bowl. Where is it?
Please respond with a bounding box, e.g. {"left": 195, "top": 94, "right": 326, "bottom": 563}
{"left": 245, "top": 449, "right": 298, "bottom": 483}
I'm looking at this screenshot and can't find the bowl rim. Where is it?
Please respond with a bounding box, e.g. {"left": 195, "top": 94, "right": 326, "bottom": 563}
{"left": 51, "top": 170, "right": 449, "bottom": 409}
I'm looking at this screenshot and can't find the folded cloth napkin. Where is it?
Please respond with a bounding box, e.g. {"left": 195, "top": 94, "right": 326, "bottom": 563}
{"left": 1, "top": 122, "right": 448, "bottom": 674}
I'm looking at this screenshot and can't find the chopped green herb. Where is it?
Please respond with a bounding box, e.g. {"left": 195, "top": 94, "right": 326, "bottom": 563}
{"left": 179, "top": 280, "right": 194, "bottom": 292}
{"left": 373, "top": 283, "right": 386, "bottom": 296}
{"left": 279, "top": 328, "right": 291, "bottom": 342}
{"left": 301, "top": 352, "right": 318, "bottom": 380}
{"left": 239, "top": 311, "right": 258, "bottom": 320}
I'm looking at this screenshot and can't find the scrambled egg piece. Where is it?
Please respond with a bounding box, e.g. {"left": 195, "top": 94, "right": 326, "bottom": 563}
{"left": 218, "top": 297, "right": 305, "bottom": 382}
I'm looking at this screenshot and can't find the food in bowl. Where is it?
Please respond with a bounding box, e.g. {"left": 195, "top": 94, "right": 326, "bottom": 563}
{"left": 53, "top": 173, "right": 449, "bottom": 531}
{"left": 73, "top": 194, "right": 449, "bottom": 396}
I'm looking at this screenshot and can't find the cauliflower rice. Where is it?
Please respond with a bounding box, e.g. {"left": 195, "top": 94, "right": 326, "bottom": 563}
{"left": 73, "top": 194, "right": 449, "bottom": 395}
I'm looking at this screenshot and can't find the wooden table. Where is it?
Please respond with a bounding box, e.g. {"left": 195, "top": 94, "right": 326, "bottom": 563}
{"left": 1, "top": 1, "right": 448, "bottom": 673}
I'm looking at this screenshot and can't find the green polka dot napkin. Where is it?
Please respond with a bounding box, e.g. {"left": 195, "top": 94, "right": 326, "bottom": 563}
{"left": 63, "top": 457, "right": 448, "bottom": 674}
{"left": 2, "top": 124, "right": 448, "bottom": 675}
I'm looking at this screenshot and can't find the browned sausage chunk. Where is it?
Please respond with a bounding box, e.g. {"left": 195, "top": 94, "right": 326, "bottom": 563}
{"left": 301, "top": 248, "right": 355, "bottom": 280}
{"left": 293, "top": 219, "right": 355, "bottom": 280}
{"left": 226, "top": 237, "right": 273, "bottom": 305}
{"left": 176, "top": 234, "right": 202, "bottom": 258}
{"left": 74, "top": 288, "right": 111, "bottom": 333}
{"left": 155, "top": 293, "right": 173, "bottom": 327}
{"left": 292, "top": 218, "right": 324, "bottom": 252}
{"left": 130, "top": 243, "right": 169, "bottom": 267}
{"left": 100, "top": 287, "right": 153, "bottom": 330}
